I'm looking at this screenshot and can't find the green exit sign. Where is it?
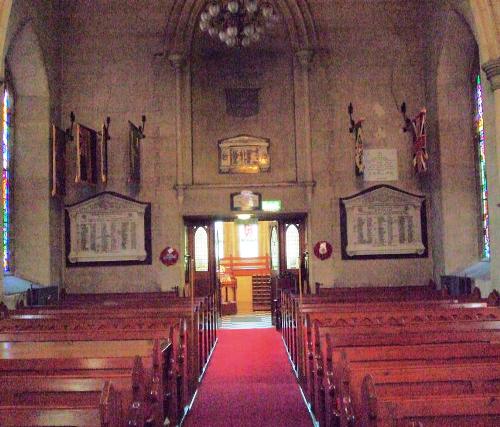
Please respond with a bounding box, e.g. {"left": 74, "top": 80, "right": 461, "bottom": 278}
{"left": 262, "top": 200, "right": 282, "bottom": 212}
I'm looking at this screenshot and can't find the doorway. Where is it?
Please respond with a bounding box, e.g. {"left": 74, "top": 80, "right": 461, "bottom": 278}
{"left": 184, "top": 214, "right": 308, "bottom": 316}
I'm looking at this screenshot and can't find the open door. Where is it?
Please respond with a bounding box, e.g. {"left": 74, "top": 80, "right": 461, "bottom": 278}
{"left": 185, "top": 220, "right": 216, "bottom": 297}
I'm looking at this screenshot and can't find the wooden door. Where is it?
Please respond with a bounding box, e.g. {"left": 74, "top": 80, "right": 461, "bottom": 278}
{"left": 278, "top": 217, "right": 307, "bottom": 293}
{"left": 185, "top": 221, "right": 216, "bottom": 297}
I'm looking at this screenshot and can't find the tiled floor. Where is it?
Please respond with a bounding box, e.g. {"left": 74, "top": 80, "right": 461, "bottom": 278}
{"left": 220, "top": 312, "right": 273, "bottom": 329}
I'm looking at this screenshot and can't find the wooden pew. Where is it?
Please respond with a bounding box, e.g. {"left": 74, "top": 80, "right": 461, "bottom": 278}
{"left": 361, "top": 376, "right": 500, "bottom": 427}
{"left": 0, "top": 379, "right": 121, "bottom": 427}
{"left": 340, "top": 358, "right": 500, "bottom": 426}
{"left": 311, "top": 321, "right": 500, "bottom": 427}
{"left": 0, "top": 339, "right": 167, "bottom": 426}
{"left": 290, "top": 301, "right": 493, "bottom": 382}
{"left": 5, "top": 305, "right": 200, "bottom": 399}
{"left": 0, "top": 317, "right": 184, "bottom": 425}
{"left": 46, "top": 292, "right": 218, "bottom": 372}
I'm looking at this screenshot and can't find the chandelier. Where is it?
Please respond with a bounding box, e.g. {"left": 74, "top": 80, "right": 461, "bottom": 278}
{"left": 199, "top": 1, "right": 278, "bottom": 48}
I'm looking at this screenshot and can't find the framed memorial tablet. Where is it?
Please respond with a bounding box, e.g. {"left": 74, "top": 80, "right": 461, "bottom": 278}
{"left": 340, "top": 185, "right": 428, "bottom": 260}
{"left": 65, "top": 192, "right": 152, "bottom": 267}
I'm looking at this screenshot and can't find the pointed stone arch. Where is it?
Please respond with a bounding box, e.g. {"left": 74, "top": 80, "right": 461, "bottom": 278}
{"left": 5, "top": 20, "right": 53, "bottom": 287}
{"left": 165, "top": 0, "right": 318, "bottom": 57}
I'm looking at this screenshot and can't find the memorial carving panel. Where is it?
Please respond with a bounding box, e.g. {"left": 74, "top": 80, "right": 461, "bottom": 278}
{"left": 65, "top": 192, "right": 152, "bottom": 266}
{"left": 340, "top": 185, "right": 428, "bottom": 259}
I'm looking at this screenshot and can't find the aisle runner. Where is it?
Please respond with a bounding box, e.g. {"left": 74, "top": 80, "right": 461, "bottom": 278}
{"left": 184, "top": 329, "right": 312, "bottom": 427}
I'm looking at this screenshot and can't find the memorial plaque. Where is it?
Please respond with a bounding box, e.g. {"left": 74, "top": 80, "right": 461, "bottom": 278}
{"left": 340, "top": 185, "right": 428, "bottom": 259}
{"left": 219, "top": 135, "right": 270, "bottom": 174}
{"left": 65, "top": 192, "right": 152, "bottom": 266}
{"left": 364, "top": 149, "right": 398, "bottom": 181}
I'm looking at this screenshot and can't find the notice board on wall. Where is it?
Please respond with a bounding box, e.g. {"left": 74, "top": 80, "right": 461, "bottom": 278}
{"left": 340, "top": 185, "right": 428, "bottom": 260}
{"left": 65, "top": 192, "right": 152, "bottom": 267}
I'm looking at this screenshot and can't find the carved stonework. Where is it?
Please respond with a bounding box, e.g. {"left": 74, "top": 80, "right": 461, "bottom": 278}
{"left": 219, "top": 135, "right": 270, "bottom": 174}
{"left": 482, "top": 58, "right": 500, "bottom": 91}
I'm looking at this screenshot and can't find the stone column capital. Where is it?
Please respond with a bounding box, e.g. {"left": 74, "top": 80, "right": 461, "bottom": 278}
{"left": 295, "top": 49, "right": 314, "bottom": 70}
{"left": 168, "top": 53, "right": 186, "bottom": 71}
{"left": 482, "top": 58, "right": 500, "bottom": 91}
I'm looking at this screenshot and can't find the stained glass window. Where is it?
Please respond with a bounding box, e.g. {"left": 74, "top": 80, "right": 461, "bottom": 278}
{"left": 2, "top": 85, "right": 12, "bottom": 272}
{"left": 474, "top": 74, "right": 490, "bottom": 260}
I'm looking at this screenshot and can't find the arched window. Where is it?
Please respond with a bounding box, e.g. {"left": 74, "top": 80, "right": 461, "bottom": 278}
{"left": 214, "top": 221, "right": 224, "bottom": 262}
{"left": 2, "top": 82, "right": 13, "bottom": 273}
{"left": 474, "top": 74, "right": 490, "bottom": 260}
{"left": 270, "top": 226, "right": 279, "bottom": 271}
{"left": 194, "top": 226, "right": 209, "bottom": 271}
{"left": 286, "top": 224, "right": 300, "bottom": 269}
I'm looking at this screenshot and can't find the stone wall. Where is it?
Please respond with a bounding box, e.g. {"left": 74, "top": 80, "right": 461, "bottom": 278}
{"left": 2, "top": 0, "right": 492, "bottom": 293}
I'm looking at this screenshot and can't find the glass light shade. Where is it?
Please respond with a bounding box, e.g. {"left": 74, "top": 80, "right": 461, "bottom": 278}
{"left": 251, "top": 32, "right": 261, "bottom": 42}
{"left": 243, "top": 25, "right": 255, "bottom": 36}
{"left": 246, "top": 1, "right": 258, "bottom": 13}
{"left": 200, "top": 0, "right": 277, "bottom": 48}
{"left": 228, "top": 1, "right": 239, "bottom": 13}
{"left": 262, "top": 4, "right": 273, "bottom": 18}
{"left": 226, "top": 26, "right": 238, "bottom": 37}
{"left": 208, "top": 3, "right": 221, "bottom": 16}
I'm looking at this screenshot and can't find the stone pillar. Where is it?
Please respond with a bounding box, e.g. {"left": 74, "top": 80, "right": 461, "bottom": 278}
{"left": 482, "top": 58, "right": 500, "bottom": 291}
{"left": 294, "top": 49, "right": 315, "bottom": 203}
{"left": 169, "top": 53, "right": 186, "bottom": 203}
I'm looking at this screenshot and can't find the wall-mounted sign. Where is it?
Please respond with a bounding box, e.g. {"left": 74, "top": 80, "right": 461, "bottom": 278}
{"left": 231, "top": 191, "right": 262, "bottom": 211}
{"left": 364, "top": 149, "right": 398, "bottom": 181}
{"left": 159, "top": 246, "right": 179, "bottom": 266}
{"left": 340, "top": 185, "right": 428, "bottom": 259}
{"left": 219, "top": 134, "right": 270, "bottom": 174}
{"left": 65, "top": 192, "right": 152, "bottom": 266}
{"left": 262, "top": 200, "right": 282, "bottom": 212}
{"left": 314, "top": 241, "right": 333, "bottom": 260}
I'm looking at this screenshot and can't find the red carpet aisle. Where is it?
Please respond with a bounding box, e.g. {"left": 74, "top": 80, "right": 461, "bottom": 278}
{"left": 184, "top": 329, "right": 312, "bottom": 427}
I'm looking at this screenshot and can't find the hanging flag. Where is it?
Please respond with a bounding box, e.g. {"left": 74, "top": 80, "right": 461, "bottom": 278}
{"left": 401, "top": 104, "right": 428, "bottom": 174}
{"left": 128, "top": 121, "right": 142, "bottom": 185}
{"left": 75, "top": 123, "right": 98, "bottom": 185}
{"left": 101, "top": 121, "right": 110, "bottom": 184}
{"left": 348, "top": 103, "right": 365, "bottom": 176}
{"left": 412, "top": 108, "right": 428, "bottom": 173}
{"left": 51, "top": 124, "right": 67, "bottom": 197}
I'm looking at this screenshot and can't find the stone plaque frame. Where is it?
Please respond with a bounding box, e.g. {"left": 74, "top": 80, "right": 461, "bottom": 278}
{"left": 340, "top": 185, "right": 428, "bottom": 260}
{"left": 219, "top": 134, "right": 270, "bottom": 174}
{"left": 65, "top": 192, "right": 152, "bottom": 267}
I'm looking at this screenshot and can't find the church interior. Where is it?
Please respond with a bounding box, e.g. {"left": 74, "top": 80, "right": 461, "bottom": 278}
{"left": 0, "top": 0, "right": 499, "bottom": 426}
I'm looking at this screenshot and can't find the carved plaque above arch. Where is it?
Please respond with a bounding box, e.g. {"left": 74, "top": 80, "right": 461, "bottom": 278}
{"left": 219, "top": 135, "right": 270, "bottom": 174}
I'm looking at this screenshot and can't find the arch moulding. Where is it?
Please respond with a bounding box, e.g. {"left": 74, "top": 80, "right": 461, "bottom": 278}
{"left": 165, "top": 0, "right": 318, "bottom": 204}
{"left": 164, "top": 0, "right": 317, "bottom": 58}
